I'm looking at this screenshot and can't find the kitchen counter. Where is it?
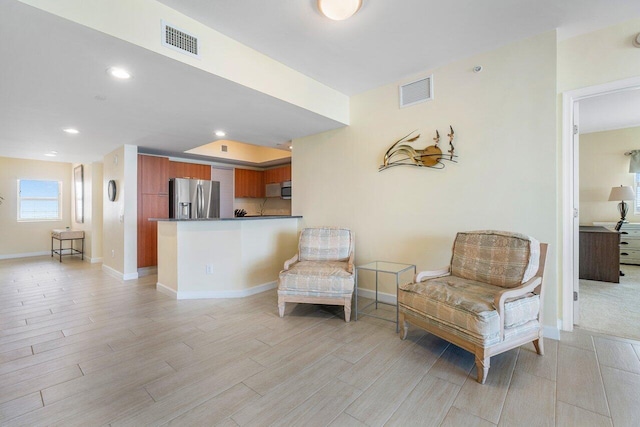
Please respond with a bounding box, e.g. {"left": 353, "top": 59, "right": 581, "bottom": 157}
{"left": 153, "top": 215, "right": 300, "bottom": 221}
{"left": 156, "top": 216, "right": 301, "bottom": 299}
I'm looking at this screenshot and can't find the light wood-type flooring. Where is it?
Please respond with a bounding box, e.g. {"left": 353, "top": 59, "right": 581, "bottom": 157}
{"left": 1, "top": 256, "right": 640, "bottom": 426}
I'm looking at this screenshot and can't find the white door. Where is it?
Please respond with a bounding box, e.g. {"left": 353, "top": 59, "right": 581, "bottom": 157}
{"left": 573, "top": 101, "right": 580, "bottom": 325}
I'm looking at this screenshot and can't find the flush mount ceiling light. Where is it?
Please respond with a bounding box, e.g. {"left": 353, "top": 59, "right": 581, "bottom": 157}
{"left": 107, "top": 67, "right": 131, "bottom": 79}
{"left": 214, "top": 130, "right": 226, "bottom": 137}
{"left": 63, "top": 128, "right": 79, "bottom": 134}
{"left": 318, "top": 0, "right": 362, "bottom": 20}
{"left": 45, "top": 151, "right": 58, "bottom": 157}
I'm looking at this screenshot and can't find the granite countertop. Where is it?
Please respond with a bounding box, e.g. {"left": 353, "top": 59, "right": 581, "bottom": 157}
{"left": 152, "top": 215, "right": 301, "bottom": 222}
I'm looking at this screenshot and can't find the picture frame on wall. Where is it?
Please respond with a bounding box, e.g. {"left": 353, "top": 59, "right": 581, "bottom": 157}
{"left": 74, "top": 165, "right": 84, "bottom": 223}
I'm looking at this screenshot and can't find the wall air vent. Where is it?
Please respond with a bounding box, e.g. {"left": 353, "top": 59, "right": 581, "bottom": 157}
{"left": 161, "top": 20, "right": 199, "bottom": 58}
{"left": 221, "top": 145, "right": 228, "bottom": 152}
{"left": 399, "top": 75, "right": 433, "bottom": 108}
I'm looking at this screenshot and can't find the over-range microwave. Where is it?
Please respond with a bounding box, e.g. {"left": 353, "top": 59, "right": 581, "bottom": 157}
{"left": 281, "top": 181, "right": 291, "bottom": 200}
{"left": 265, "top": 181, "right": 292, "bottom": 199}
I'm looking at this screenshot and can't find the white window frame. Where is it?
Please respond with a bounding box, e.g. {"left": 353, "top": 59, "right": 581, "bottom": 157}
{"left": 17, "top": 179, "right": 62, "bottom": 222}
{"left": 635, "top": 173, "right": 640, "bottom": 215}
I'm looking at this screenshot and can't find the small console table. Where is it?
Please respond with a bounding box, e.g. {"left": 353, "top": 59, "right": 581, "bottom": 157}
{"left": 51, "top": 229, "right": 85, "bottom": 262}
{"left": 354, "top": 261, "right": 416, "bottom": 332}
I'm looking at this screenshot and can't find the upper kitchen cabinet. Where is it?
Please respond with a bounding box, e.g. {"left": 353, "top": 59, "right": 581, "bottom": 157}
{"left": 235, "top": 168, "right": 265, "bottom": 198}
{"left": 169, "top": 161, "right": 211, "bottom": 181}
{"left": 139, "top": 155, "right": 169, "bottom": 195}
{"left": 264, "top": 165, "right": 291, "bottom": 184}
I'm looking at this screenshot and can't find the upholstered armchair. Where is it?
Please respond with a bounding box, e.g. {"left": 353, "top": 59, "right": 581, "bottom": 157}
{"left": 398, "top": 230, "right": 548, "bottom": 384}
{"left": 277, "top": 227, "right": 355, "bottom": 321}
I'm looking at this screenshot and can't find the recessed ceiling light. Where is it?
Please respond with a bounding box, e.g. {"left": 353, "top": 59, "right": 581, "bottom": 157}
{"left": 289, "top": 145, "right": 293, "bottom": 150}
{"left": 107, "top": 67, "right": 131, "bottom": 79}
{"left": 318, "top": 0, "right": 362, "bottom": 20}
{"left": 215, "top": 130, "right": 226, "bottom": 137}
{"left": 63, "top": 128, "right": 79, "bottom": 134}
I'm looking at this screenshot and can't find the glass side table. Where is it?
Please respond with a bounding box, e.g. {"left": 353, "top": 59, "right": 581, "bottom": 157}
{"left": 355, "top": 261, "right": 416, "bottom": 332}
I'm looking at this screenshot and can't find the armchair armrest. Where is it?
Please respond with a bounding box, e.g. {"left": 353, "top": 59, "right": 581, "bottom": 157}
{"left": 493, "top": 276, "right": 542, "bottom": 341}
{"left": 415, "top": 266, "right": 451, "bottom": 282}
{"left": 283, "top": 254, "right": 299, "bottom": 271}
{"left": 347, "top": 251, "right": 354, "bottom": 274}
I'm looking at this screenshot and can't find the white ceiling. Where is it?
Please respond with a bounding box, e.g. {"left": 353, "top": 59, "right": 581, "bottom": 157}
{"left": 579, "top": 89, "right": 640, "bottom": 134}
{"left": 2, "top": 0, "right": 640, "bottom": 165}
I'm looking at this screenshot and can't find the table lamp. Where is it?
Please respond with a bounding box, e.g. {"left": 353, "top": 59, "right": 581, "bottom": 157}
{"left": 608, "top": 185, "right": 635, "bottom": 227}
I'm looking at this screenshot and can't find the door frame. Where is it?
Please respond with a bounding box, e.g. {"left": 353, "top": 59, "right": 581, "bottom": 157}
{"left": 561, "top": 76, "right": 640, "bottom": 331}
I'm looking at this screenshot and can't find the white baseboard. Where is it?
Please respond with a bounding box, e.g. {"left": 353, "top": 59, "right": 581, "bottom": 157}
{"left": 101, "top": 264, "right": 139, "bottom": 281}
{"left": 543, "top": 325, "right": 560, "bottom": 341}
{"left": 138, "top": 266, "right": 157, "bottom": 277}
{"left": 0, "top": 251, "right": 50, "bottom": 260}
{"left": 356, "top": 287, "right": 397, "bottom": 305}
{"left": 156, "top": 281, "right": 278, "bottom": 300}
{"left": 88, "top": 257, "right": 103, "bottom": 264}
{"left": 102, "top": 264, "right": 122, "bottom": 279}
{"left": 123, "top": 272, "right": 139, "bottom": 281}
{"left": 156, "top": 282, "right": 177, "bottom": 298}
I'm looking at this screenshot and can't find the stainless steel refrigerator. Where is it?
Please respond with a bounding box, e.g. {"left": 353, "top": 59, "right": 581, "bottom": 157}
{"left": 169, "top": 178, "right": 220, "bottom": 219}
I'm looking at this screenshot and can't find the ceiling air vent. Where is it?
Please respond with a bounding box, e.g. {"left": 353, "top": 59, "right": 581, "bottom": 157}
{"left": 161, "top": 20, "right": 199, "bottom": 58}
{"left": 399, "top": 75, "right": 433, "bottom": 108}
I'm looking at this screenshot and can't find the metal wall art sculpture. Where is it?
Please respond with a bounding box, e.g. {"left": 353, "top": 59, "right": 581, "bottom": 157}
{"left": 379, "top": 126, "right": 457, "bottom": 171}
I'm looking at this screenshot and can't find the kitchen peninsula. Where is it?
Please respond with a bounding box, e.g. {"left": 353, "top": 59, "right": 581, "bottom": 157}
{"left": 155, "top": 216, "right": 301, "bottom": 299}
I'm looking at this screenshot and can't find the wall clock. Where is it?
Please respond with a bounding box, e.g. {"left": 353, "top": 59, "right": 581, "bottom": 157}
{"left": 108, "top": 180, "right": 117, "bottom": 202}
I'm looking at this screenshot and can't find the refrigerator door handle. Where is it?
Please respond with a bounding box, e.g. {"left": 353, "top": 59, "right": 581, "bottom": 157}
{"left": 196, "top": 184, "right": 204, "bottom": 218}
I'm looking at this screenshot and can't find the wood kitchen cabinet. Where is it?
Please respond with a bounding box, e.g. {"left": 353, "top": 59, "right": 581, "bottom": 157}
{"left": 138, "top": 155, "right": 213, "bottom": 268}
{"left": 264, "top": 165, "right": 291, "bottom": 184}
{"left": 235, "top": 168, "right": 265, "bottom": 198}
{"left": 139, "top": 155, "right": 169, "bottom": 195}
{"left": 138, "top": 154, "right": 171, "bottom": 268}
{"left": 169, "top": 161, "right": 211, "bottom": 180}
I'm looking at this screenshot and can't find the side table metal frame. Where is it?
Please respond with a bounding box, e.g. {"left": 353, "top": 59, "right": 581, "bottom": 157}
{"left": 51, "top": 235, "right": 85, "bottom": 263}
{"left": 355, "top": 261, "right": 416, "bottom": 332}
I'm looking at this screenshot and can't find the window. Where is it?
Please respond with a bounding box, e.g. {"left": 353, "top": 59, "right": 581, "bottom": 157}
{"left": 17, "top": 179, "right": 62, "bottom": 221}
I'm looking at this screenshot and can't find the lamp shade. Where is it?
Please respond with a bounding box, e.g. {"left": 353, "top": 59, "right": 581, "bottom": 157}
{"left": 608, "top": 185, "right": 635, "bottom": 201}
{"left": 318, "top": 0, "right": 362, "bottom": 20}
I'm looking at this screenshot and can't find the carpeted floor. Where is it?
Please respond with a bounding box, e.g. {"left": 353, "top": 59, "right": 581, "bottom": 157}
{"left": 579, "top": 264, "right": 640, "bottom": 341}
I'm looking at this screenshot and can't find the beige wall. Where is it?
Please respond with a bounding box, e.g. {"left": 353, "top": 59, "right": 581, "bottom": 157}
{"left": 0, "top": 157, "right": 72, "bottom": 258}
{"left": 292, "top": 32, "right": 559, "bottom": 326}
{"left": 558, "top": 17, "right": 640, "bottom": 93}
{"left": 102, "top": 145, "right": 137, "bottom": 279}
{"left": 579, "top": 127, "right": 640, "bottom": 225}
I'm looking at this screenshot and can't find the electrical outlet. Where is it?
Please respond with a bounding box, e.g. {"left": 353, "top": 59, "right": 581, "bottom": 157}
{"left": 205, "top": 264, "right": 213, "bottom": 274}
{"left": 111, "top": 249, "right": 115, "bottom": 258}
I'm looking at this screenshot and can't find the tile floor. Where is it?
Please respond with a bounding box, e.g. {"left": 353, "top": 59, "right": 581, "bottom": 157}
{"left": 1, "top": 256, "right": 639, "bottom": 426}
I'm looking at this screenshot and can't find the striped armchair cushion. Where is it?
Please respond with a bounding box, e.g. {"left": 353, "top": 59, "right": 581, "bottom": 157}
{"left": 278, "top": 261, "right": 354, "bottom": 296}
{"left": 450, "top": 230, "right": 540, "bottom": 288}
{"left": 299, "top": 227, "right": 353, "bottom": 262}
{"left": 399, "top": 275, "right": 540, "bottom": 345}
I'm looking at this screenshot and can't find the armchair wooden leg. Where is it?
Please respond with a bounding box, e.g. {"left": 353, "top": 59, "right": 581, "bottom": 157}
{"left": 344, "top": 297, "right": 352, "bottom": 322}
{"left": 278, "top": 297, "right": 285, "bottom": 318}
{"left": 475, "top": 353, "right": 490, "bottom": 384}
{"left": 399, "top": 312, "right": 409, "bottom": 340}
{"left": 533, "top": 338, "right": 544, "bottom": 356}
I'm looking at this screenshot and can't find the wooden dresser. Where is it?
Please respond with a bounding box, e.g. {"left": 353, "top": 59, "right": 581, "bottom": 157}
{"left": 579, "top": 226, "right": 620, "bottom": 283}
{"left": 618, "top": 222, "right": 640, "bottom": 265}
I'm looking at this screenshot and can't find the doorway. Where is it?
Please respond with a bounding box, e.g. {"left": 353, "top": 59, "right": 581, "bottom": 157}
{"left": 562, "top": 76, "right": 640, "bottom": 334}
